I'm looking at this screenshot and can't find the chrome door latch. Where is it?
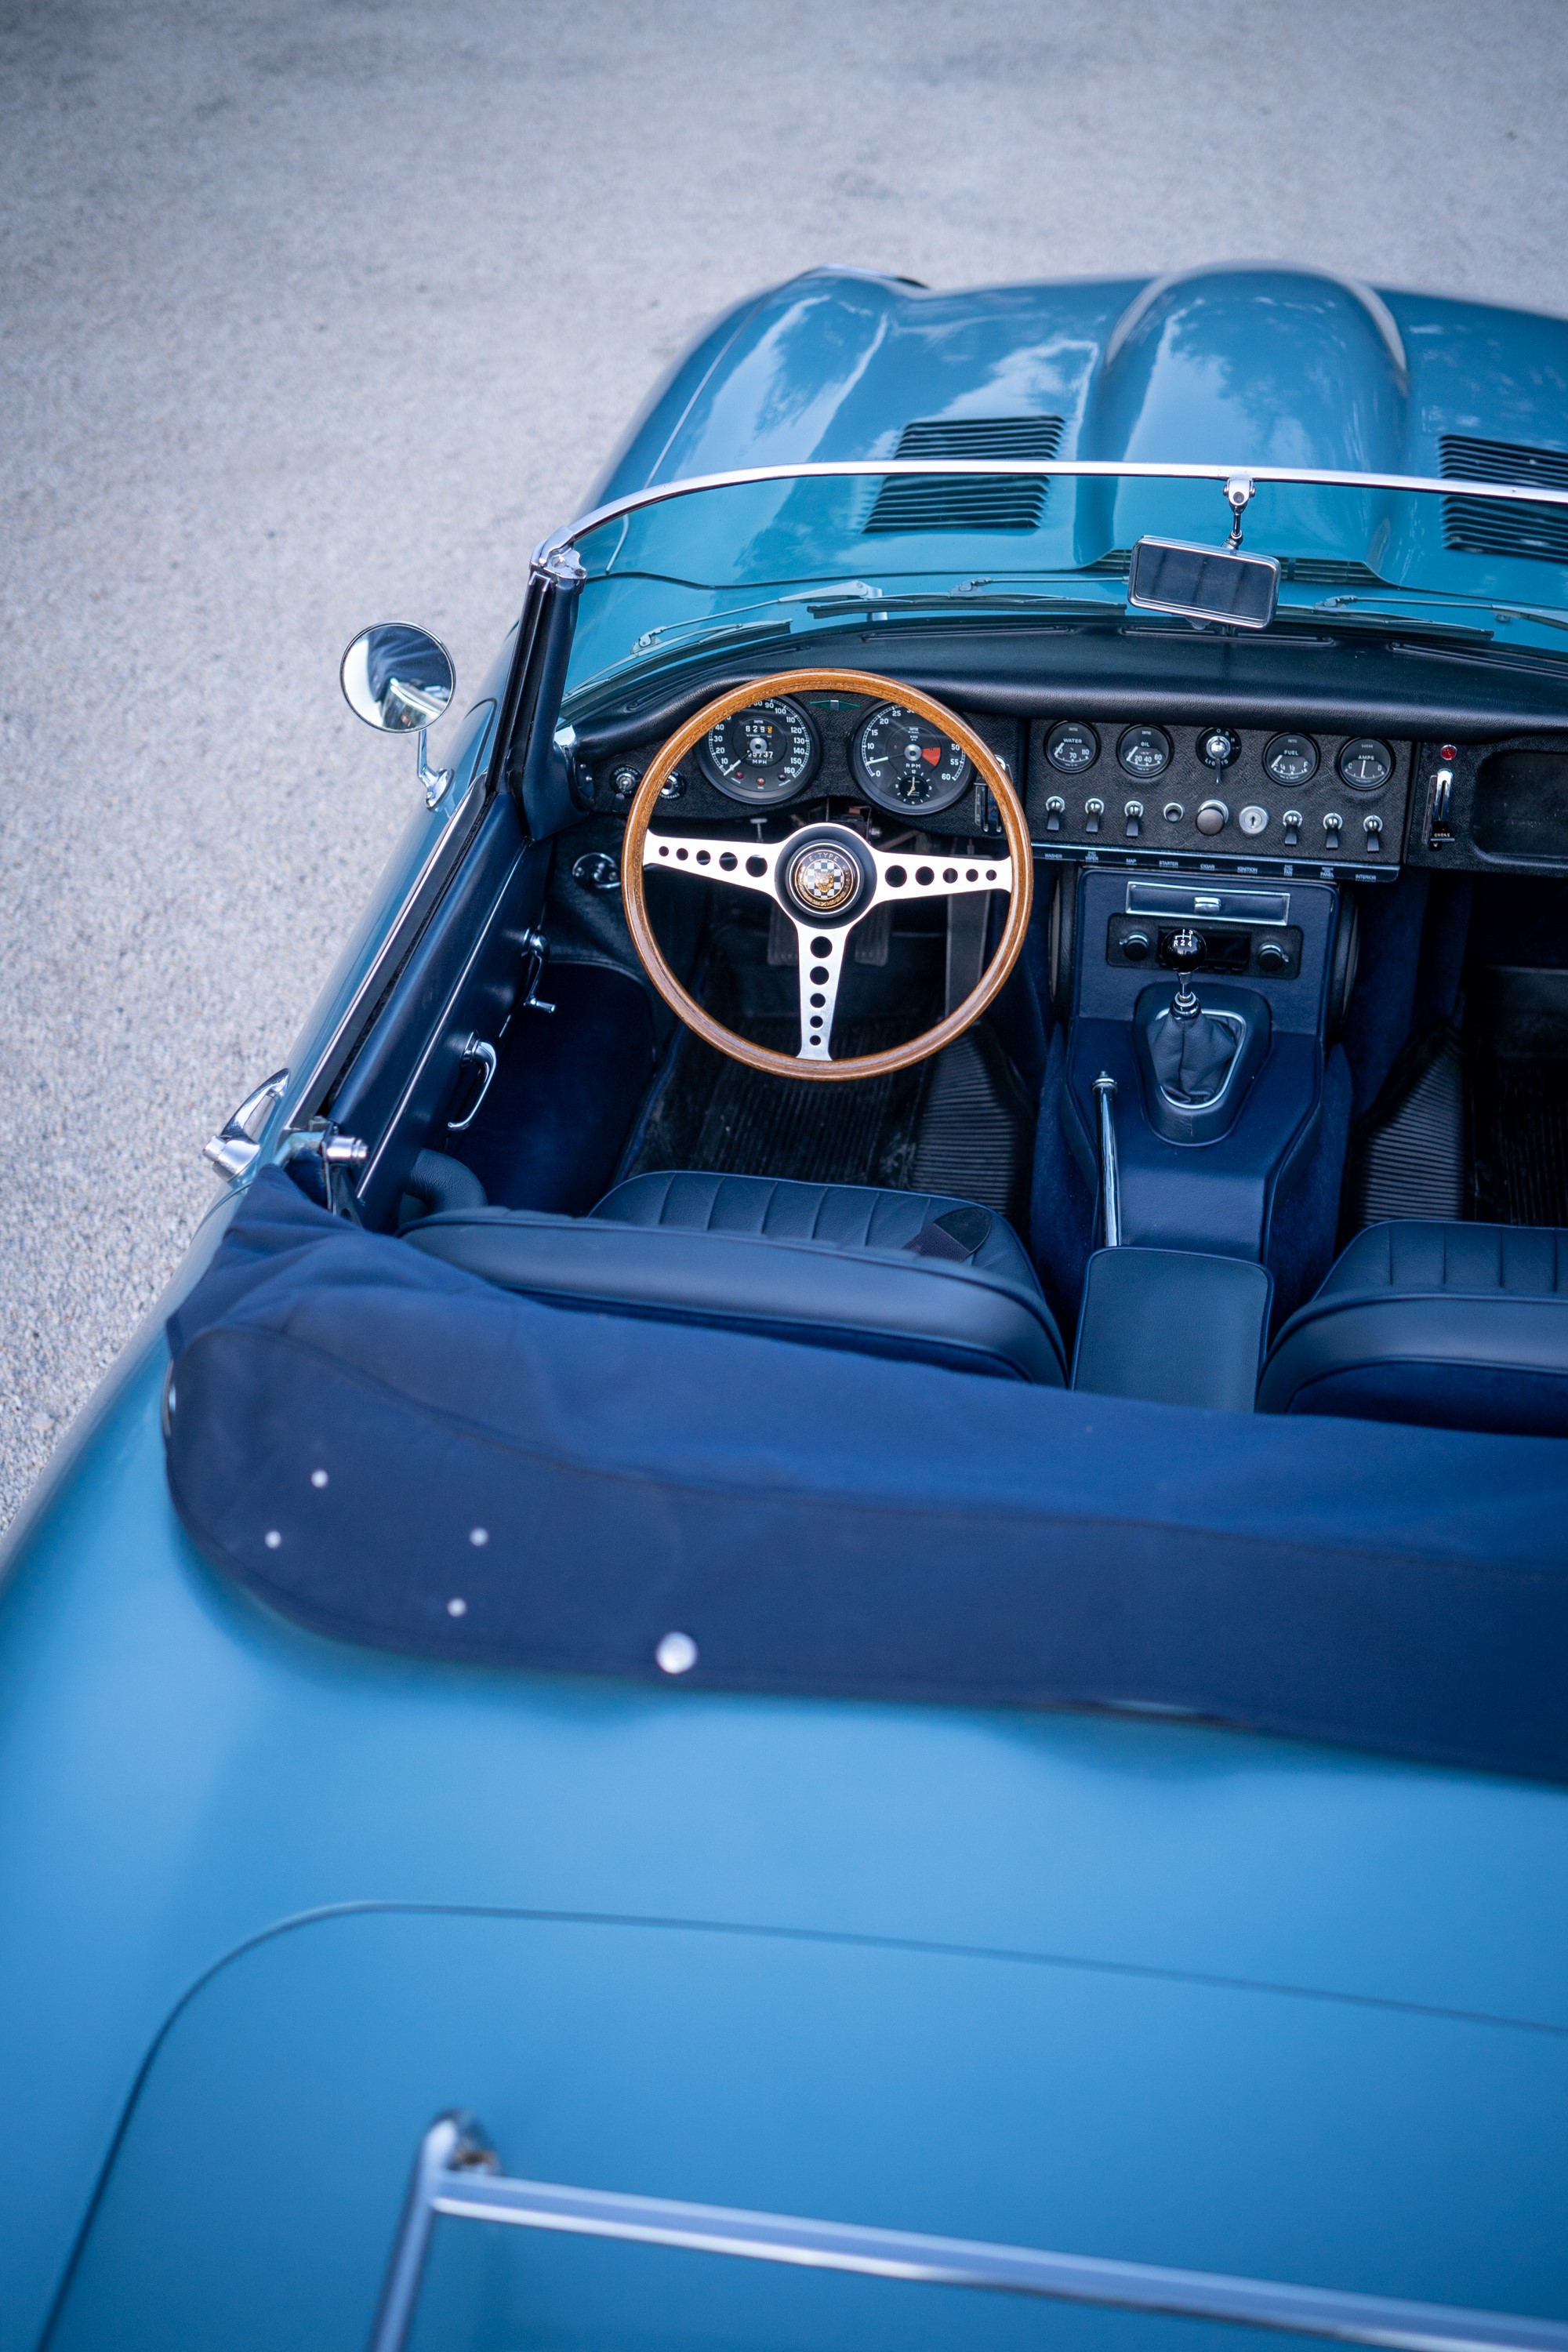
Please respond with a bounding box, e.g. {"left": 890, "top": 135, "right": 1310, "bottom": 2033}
{"left": 519, "top": 927, "right": 556, "bottom": 1014}
{"left": 203, "top": 1069, "right": 290, "bottom": 1178}
{"left": 446, "top": 1037, "right": 498, "bottom": 1131}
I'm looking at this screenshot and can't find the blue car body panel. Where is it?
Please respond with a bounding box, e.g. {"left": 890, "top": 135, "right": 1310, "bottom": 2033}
{"left": 589, "top": 262, "right": 1568, "bottom": 495}
{"left": 5, "top": 261, "right": 1568, "bottom": 2347}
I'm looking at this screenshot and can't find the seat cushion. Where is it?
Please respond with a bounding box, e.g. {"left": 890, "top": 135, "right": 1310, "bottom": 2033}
{"left": 405, "top": 1172, "right": 1064, "bottom": 1385}
{"left": 1258, "top": 1219, "right": 1568, "bottom": 1435}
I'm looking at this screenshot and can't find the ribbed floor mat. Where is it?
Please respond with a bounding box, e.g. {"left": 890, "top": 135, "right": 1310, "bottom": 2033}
{"left": 1471, "top": 1058, "right": 1568, "bottom": 1224}
{"left": 621, "top": 1018, "right": 1033, "bottom": 1214}
{"left": 911, "top": 1029, "right": 1029, "bottom": 1216}
{"left": 622, "top": 1019, "right": 932, "bottom": 1192}
{"left": 1343, "top": 1026, "right": 1466, "bottom": 1233}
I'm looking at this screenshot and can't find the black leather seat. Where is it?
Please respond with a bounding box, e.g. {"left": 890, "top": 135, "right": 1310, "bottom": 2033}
{"left": 1258, "top": 1219, "right": 1568, "bottom": 1436}
{"left": 405, "top": 1170, "right": 1065, "bottom": 1385}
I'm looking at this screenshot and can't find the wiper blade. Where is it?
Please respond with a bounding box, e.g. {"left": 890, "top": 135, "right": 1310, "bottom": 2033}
{"left": 1298, "top": 601, "right": 1495, "bottom": 646}
{"left": 800, "top": 590, "right": 1116, "bottom": 619}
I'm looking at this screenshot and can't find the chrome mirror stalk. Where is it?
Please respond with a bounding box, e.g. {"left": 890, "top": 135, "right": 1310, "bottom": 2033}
{"left": 416, "top": 729, "right": 453, "bottom": 808}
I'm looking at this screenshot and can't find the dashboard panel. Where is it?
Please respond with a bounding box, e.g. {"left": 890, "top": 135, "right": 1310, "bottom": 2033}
{"left": 1024, "top": 720, "right": 1412, "bottom": 884}
{"left": 575, "top": 676, "right": 1568, "bottom": 891}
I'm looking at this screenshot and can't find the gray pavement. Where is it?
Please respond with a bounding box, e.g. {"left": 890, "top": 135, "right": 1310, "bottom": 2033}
{"left": 3, "top": 0, "right": 1566, "bottom": 1524}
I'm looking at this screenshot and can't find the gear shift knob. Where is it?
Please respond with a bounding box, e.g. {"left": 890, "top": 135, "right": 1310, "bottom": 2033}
{"left": 1169, "top": 927, "right": 1203, "bottom": 1022}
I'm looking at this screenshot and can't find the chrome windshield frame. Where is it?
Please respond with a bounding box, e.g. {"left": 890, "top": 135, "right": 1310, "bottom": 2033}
{"left": 535, "top": 459, "right": 1568, "bottom": 568}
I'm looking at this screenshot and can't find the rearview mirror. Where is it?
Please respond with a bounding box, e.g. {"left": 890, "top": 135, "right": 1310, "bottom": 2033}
{"left": 339, "top": 623, "right": 456, "bottom": 732}
{"left": 1127, "top": 539, "right": 1279, "bottom": 631}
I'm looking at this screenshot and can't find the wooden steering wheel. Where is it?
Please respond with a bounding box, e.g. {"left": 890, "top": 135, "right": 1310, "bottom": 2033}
{"left": 620, "top": 668, "right": 1033, "bottom": 1081}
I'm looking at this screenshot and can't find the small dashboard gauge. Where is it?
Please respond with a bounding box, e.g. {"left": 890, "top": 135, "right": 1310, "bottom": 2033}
{"left": 1045, "top": 720, "right": 1100, "bottom": 774}
{"left": 851, "top": 703, "right": 972, "bottom": 814}
{"left": 1116, "top": 724, "right": 1172, "bottom": 781}
{"left": 1264, "top": 733, "right": 1319, "bottom": 787}
{"left": 697, "top": 696, "right": 820, "bottom": 804}
{"left": 1336, "top": 737, "right": 1395, "bottom": 792}
{"left": 1198, "top": 725, "right": 1241, "bottom": 770}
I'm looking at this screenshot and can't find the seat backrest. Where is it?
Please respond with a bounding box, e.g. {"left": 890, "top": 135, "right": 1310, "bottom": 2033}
{"left": 404, "top": 1208, "right": 1066, "bottom": 1385}
{"left": 1259, "top": 1220, "right": 1568, "bottom": 1436}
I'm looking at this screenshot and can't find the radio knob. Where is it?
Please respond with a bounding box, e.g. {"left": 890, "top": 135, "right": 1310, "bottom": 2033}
{"left": 1121, "top": 929, "right": 1152, "bottom": 963}
{"left": 1257, "top": 939, "right": 1290, "bottom": 974}
{"left": 1196, "top": 799, "right": 1229, "bottom": 836}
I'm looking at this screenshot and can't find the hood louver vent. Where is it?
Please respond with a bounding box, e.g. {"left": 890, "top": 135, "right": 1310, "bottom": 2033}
{"left": 1440, "top": 434, "right": 1568, "bottom": 565}
{"left": 863, "top": 416, "right": 1063, "bottom": 533}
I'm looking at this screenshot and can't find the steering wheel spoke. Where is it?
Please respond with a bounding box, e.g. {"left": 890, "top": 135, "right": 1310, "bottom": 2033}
{"left": 642, "top": 832, "right": 779, "bottom": 894}
{"left": 866, "top": 844, "right": 1012, "bottom": 907}
{"left": 790, "top": 918, "right": 850, "bottom": 1062}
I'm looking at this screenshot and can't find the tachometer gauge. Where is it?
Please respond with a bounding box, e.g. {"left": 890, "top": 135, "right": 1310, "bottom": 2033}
{"left": 851, "top": 703, "right": 973, "bottom": 815}
{"left": 1336, "top": 737, "right": 1394, "bottom": 792}
{"left": 1264, "top": 733, "right": 1319, "bottom": 786}
{"left": 697, "top": 696, "right": 820, "bottom": 804}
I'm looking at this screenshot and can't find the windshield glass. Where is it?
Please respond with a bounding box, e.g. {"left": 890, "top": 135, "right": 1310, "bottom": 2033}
{"left": 560, "top": 468, "right": 1568, "bottom": 714}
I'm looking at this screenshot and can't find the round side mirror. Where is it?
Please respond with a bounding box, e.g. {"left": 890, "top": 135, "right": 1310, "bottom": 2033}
{"left": 340, "top": 623, "right": 456, "bottom": 733}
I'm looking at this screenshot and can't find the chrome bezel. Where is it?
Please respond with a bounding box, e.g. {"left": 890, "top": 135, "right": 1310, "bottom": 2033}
{"left": 850, "top": 701, "right": 973, "bottom": 815}
{"left": 695, "top": 691, "right": 822, "bottom": 805}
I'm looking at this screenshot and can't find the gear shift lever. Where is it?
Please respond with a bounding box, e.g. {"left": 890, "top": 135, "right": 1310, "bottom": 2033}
{"left": 1168, "top": 927, "right": 1203, "bottom": 1022}
{"left": 1150, "top": 924, "right": 1241, "bottom": 1106}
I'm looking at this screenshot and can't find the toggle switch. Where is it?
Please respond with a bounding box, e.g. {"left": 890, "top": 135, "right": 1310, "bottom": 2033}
{"left": 1044, "top": 793, "right": 1065, "bottom": 833}
{"left": 1282, "top": 808, "right": 1302, "bottom": 847}
{"left": 1083, "top": 796, "right": 1104, "bottom": 835}
{"left": 1363, "top": 814, "right": 1384, "bottom": 852}
{"left": 1124, "top": 798, "right": 1144, "bottom": 839}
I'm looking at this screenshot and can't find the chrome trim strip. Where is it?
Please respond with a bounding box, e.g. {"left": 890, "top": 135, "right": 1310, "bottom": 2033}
{"left": 287, "top": 779, "right": 477, "bottom": 1131}
{"left": 534, "top": 459, "right": 1568, "bottom": 562}
{"left": 1127, "top": 883, "right": 1290, "bottom": 925}
{"left": 372, "top": 2116, "right": 1568, "bottom": 2352}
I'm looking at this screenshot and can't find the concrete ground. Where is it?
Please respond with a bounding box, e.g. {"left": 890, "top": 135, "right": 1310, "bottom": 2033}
{"left": 2, "top": 0, "right": 1566, "bottom": 1523}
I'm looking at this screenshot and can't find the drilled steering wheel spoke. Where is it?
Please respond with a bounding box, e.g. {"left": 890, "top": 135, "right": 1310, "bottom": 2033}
{"left": 641, "top": 832, "right": 780, "bottom": 894}
{"left": 792, "top": 919, "right": 850, "bottom": 1062}
{"left": 865, "top": 843, "right": 1012, "bottom": 908}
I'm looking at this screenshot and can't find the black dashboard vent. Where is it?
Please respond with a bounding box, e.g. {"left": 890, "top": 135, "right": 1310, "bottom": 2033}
{"left": 1440, "top": 434, "right": 1568, "bottom": 564}
{"left": 863, "top": 416, "right": 1063, "bottom": 533}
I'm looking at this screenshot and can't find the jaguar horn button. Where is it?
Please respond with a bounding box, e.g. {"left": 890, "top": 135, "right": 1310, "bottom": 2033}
{"left": 786, "top": 841, "right": 862, "bottom": 916}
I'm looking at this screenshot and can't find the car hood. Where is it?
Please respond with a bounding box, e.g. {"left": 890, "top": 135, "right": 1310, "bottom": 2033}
{"left": 589, "top": 260, "right": 1568, "bottom": 504}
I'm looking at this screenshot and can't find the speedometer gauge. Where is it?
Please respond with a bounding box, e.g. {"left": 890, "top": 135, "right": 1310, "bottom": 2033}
{"left": 697, "top": 696, "right": 820, "bottom": 804}
{"left": 851, "top": 704, "right": 972, "bottom": 814}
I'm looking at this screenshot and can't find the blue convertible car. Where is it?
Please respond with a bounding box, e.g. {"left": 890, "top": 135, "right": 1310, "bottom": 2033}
{"left": 5, "top": 262, "right": 1568, "bottom": 2350}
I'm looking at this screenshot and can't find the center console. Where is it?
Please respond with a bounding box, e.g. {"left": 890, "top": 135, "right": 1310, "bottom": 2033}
{"left": 1060, "top": 869, "right": 1342, "bottom": 1263}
